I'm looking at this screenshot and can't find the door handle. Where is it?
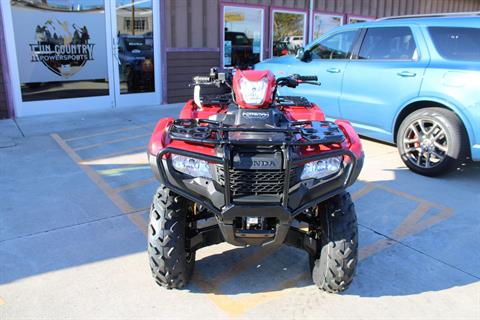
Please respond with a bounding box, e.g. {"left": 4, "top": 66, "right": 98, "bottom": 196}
{"left": 397, "top": 71, "right": 416, "bottom": 77}
{"left": 326, "top": 68, "right": 341, "bottom": 73}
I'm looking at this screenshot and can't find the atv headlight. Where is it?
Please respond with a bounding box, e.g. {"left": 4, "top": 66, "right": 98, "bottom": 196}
{"left": 301, "top": 156, "right": 342, "bottom": 180}
{"left": 171, "top": 154, "right": 212, "bottom": 179}
{"left": 239, "top": 77, "right": 269, "bottom": 105}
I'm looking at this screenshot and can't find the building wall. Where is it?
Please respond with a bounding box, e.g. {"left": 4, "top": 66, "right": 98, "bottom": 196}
{"left": 165, "top": 0, "right": 480, "bottom": 103}
{"left": 0, "top": 3, "right": 10, "bottom": 119}
{"left": 0, "top": 57, "right": 8, "bottom": 119}
{"left": 166, "top": 50, "right": 221, "bottom": 102}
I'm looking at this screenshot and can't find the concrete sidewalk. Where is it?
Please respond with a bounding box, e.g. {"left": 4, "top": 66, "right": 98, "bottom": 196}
{"left": 0, "top": 104, "right": 479, "bottom": 319}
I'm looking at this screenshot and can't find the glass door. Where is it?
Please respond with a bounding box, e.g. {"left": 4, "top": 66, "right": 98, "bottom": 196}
{"left": 111, "top": 0, "right": 161, "bottom": 108}
{"left": 3, "top": 0, "right": 161, "bottom": 116}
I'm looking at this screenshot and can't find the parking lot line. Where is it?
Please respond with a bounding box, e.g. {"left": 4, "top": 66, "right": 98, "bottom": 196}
{"left": 356, "top": 185, "right": 453, "bottom": 261}
{"left": 197, "top": 271, "right": 311, "bottom": 318}
{"left": 81, "top": 145, "right": 146, "bottom": 162}
{"left": 72, "top": 133, "right": 151, "bottom": 151}
{"left": 211, "top": 247, "right": 275, "bottom": 283}
{"left": 51, "top": 127, "right": 456, "bottom": 318}
{"left": 51, "top": 133, "right": 147, "bottom": 235}
{"left": 63, "top": 123, "right": 155, "bottom": 142}
{"left": 392, "top": 202, "right": 432, "bottom": 238}
{"left": 372, "top": 182, "right": 446, "bottom": 209}
{"left": 352, "top": 183, "right": 376, "bottom": 201}
{"left": 114, "top": 177, "right": 156, "bottom": 193}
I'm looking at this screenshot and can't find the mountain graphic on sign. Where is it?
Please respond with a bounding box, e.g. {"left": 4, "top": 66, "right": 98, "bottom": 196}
{"left": 31, "top": 19, "right": 94, "bottom": 78}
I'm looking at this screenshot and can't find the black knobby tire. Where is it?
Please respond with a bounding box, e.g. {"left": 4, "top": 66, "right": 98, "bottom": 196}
{"left": 397, "top": 107, "right": 468, "bottom": 176}
{"left": 311, "top": 192, "right": 358, "bottom": 293}
{"left": 148, "top": 186, "right": 195, "bottom": 289}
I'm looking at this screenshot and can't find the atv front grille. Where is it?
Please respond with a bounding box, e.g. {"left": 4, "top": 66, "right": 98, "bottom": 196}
{"left": 217, "top": 167, "right": 298, "bottom": 197}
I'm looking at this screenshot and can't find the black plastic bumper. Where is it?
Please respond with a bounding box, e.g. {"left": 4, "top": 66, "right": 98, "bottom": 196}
{"left": 149, "top": 147, "right": 364, "bottom": 247}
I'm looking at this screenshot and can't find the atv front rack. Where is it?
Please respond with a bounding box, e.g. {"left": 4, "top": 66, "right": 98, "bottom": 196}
{"left": 169, "top": 118, "right": 345, "bottom": 146}
{"left": 275, "top": 96, "right": 313, "bottom": 108}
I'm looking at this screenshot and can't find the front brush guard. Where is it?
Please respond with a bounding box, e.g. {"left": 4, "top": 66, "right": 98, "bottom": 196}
{"left": 153, "top": 144, "right": 360, "bottom": 248}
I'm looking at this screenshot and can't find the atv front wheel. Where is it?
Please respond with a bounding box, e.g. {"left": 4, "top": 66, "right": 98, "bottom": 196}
{"left": 310, "top": 192, "right": 358, "bottom": 293}
{"left": 148, "top": 186, "right": 195, "bottom": 289}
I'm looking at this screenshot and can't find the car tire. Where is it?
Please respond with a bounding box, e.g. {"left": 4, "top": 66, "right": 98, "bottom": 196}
{"left": 148, "top": 185, "right": 195, "bottom": 289}
{"left": 310, "top": 192, "right": 358, "bottom": 293}
{"left": 397, "top": 107, "right": 467, "bottom": 176}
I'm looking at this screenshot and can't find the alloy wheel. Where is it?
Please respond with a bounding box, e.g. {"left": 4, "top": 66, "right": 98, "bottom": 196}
{"left": 402, "top": 119, "right": 449, "bottom": 169}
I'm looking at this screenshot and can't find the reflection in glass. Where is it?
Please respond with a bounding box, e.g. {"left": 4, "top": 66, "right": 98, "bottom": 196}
{"left": 272, "top": 11, "right": 306, "bottom": 57}
{"left": 11, "top": 0, "right": 108, "bottom": 101}
{"left": 223, "top": 6, "right": 263, "bottom": 67}
{"left": 313, "top": 14, "right": 343, "bottom": 40}
{"left": 348, "top": 17, "right": 371, "bottom": 24}
{"left": 116, "top": 0, "right": 154, "bottom": 94}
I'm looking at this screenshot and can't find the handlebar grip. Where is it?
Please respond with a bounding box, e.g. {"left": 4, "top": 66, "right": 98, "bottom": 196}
{"left": 193, "top": 76, "right": 211, "bottom": 83}
{"left": 298, "top": 75, "right": 318, "bottom": 81}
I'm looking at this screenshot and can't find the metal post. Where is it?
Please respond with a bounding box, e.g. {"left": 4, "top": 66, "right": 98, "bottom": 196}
{"left": 309, "top": 0, "right": 314, "bottom": 43}
{"left": 131, "top": 0, "right": 135, "bottom": 35}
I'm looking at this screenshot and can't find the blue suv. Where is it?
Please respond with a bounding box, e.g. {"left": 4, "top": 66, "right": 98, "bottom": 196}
{"left": 256, "top": 14, "right": 480, "bottom": 176}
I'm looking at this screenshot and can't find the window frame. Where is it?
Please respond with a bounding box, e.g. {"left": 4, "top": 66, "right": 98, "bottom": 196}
{"left": 269, "top": 7, "right": 308, "bottom": 58}
{"left": 221, "top": 3, "right": 266, "bottom": 68}
{"left": 353, "top": 26, "right": 421, "bottom": 62}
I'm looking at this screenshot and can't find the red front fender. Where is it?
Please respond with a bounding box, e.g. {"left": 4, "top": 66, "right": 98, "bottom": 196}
{"left": 335, "top": 119, "right": 363, "bottom": 159}
{"left": 148, "top": 117, "right": 174, "bottom": 155}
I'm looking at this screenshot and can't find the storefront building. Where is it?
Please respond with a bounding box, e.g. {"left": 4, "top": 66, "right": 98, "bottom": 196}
{"left": 0, "top": 0, "right": 479, "bottom": 118}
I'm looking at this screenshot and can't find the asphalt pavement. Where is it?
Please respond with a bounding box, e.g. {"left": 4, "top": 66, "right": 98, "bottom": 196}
{"left": 0, "top": 104, "right": 479, "bottom": 319}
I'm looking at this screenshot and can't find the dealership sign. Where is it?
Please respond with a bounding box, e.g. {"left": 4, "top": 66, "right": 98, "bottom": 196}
{"left": 12, "top": 4, "right": 107, "bottom": 83}
{"left": 29, "top": 20, "right": 95, "bottom": 78}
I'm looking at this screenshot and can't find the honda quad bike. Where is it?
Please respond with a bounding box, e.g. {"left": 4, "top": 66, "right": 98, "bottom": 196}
{"left": 147, "top": 68, "right": 364, "bottom": 293}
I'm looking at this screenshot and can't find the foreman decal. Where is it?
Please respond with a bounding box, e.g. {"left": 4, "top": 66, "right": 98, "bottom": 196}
{"left": 29, "top": 19, "right": 95, "bottom": 78}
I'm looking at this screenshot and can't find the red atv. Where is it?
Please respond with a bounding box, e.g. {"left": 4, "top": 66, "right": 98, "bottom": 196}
{"left": 147, "top": 68, "right": 364, "bottom": 293}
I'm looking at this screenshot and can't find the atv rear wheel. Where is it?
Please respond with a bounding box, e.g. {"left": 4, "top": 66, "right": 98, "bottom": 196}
{"left": 148, "top": 185, "right": 195, "bottom": 289}
{"left": 310, "top": 192, "right": 358, "bottom": 293}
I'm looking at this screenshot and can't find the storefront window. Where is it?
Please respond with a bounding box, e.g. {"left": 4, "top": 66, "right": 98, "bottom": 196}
{"left": 271, "top": 10, "right": 306, "bottom": 57}
{"left": 115, "top": 0, "right": 155, "bottom": 94}
{"left": 10, "top": 0, "right": 109, "bottom": 101}
{"left": 348, "top": 16, "right": 374, "bottom": 24}
{"left": 313, "top": 13, "right": 343, "bottom": 40}
{"left": 223, "top": 6, "right": 263, "bottom": 67}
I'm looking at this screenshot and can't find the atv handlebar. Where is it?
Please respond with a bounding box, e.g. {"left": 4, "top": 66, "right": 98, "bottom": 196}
{"left": 296, "top": 75, "right": 318, "bottom": 82}
{"left": 276, "top": 74, "right": 321, "bottom": 87}
{"left": 191, "top": 68, "right": 232, "bottom": 88}
{"left": 193, "top": 76, "right": 211, "bottom": 83}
